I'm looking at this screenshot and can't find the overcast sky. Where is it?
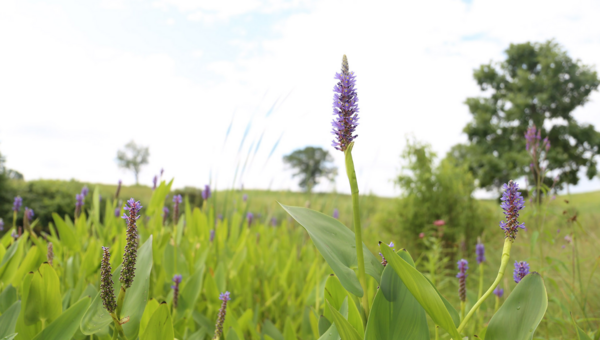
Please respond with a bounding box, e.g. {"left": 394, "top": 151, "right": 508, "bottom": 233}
{"left": 1, "top": 0, "right": 600, "bottom": 197}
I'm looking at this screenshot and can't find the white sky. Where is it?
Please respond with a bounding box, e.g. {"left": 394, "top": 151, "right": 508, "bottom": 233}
{"left": 1, "top": 0, "right": 600, "bottom": 197}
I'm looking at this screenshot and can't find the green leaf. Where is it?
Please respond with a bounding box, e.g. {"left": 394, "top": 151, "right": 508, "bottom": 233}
{"left": 52, "top": 214, "right": 80, "bottom": 252}
{"left": 571, "top": 313, "right": 593, "bottom": 340}
{"left": 279, "top": 204, "right": 383, "bottom": 297}
{"left": 323, "top": 275, "right": 363, "bottom": 336}
{"left": 0, "top": 302, "right": 20, "bottom": 338}
{"left": 15, "top": 271, "right": 42, "bottom": 340}
{"left": 0, "top": 334, "right": 17, "bottom": 340}
{"left": 24, "top": 263, "right": 62, "bottom": 326}
{"left": 364, "top": 250, "right": 429, "bottom": 340}
{"left": 318, "top": 316, "right": 332, "bottom": 337}
{"left": 140, "top": 299, "right": 160, "bottom": 337}
{"left": 283, "top": 317, "right": 297, "bottom": 340}
{"left": 326, "top": 299, "right": 361, "bottom": 340}
{"left": 380, "top": 243, "right": 461, "bottom": 339}
{"left": 486, "top": 272, "right": 548, "bottom": 340}
{"left": 0, "top": 237, "right": 26, "bottom": 285}
{"left": 0, "top": 285, "right": 17, "bottom": 314}
{"left": 80, "top": 236, "right": 153, "bottom": 336}
{"left": 176, "top": 266, "right": 205, "bottom": 315}
{"left": 32, "top": 297, "right": 90, "bottom": 340}
{"left": 140, "top": 303, "right": 174, "bottom": 340}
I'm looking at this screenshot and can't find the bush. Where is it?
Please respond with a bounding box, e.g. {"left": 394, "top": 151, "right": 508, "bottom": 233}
{"left": 385, "top": 139, "right": 486, "bottom": 253}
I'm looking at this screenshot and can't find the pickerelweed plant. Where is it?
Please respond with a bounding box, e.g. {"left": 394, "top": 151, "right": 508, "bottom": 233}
{"left": 280, "top": 55, "right": 549, "bottom": 339}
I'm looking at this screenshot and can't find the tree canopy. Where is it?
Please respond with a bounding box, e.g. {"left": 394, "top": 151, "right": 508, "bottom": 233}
{"left": 452, "top": 40, "right": 600, "bottom": 191}
{"left": 116, "top": 140, "right": 150, "bottom": 185}
{"left": 283, "top": 146, "right": 337, "bottom": 193}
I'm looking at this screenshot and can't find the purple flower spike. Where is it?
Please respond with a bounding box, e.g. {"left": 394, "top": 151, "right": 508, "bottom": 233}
{"left": 76, "top": 194, "right": 84, "bottom": 208}
{"left": 242, "top": 194, "right": 248, "bottom": 202}
{"left": 120, "top": 198, "right": 142, "bottom": 289}
{"left": 81, "top": 186, "right": 89, "bottom": 197}
{"left": 525, "top": 126, "right": 539, "bottom": 152}
{"left": 332, "top": 55, "right": 359, "bottom": 152}
{"left": 247, "top": 212, "right": 253, "bottom": 227}
{"left": 456, "top": 259, "right": 468, "bottom": 302}
{"left": 499, "top": 180, "right": 526, "bottom": 240}
{"left": 173, "top": 195, "right": 182, "bottom": 225}
{"left": 163, "top": 206, "right": 169, "bottom": 225}
{"left": 214, "top": 291, "right": 231, "bottom": 339}
{"left": 493, "top": 286, "right": 504, "bottom": 298}
{"left": 513, "top": 261, "right": 530, "bottom": 283}
{"left": 25, "top": 207, "right": 34, "bottom": 221}
{"left": 114, "top": 207, "right": 121, "bottom": 217}
{"left": 152, "top": 175, "right": 158, "bottom": 190}
{"left": 333, "top": 208, "right": 339, "bottom": 219}
{"left": 210, "top": 229, "right": 215, "bottom": 242}
{"left": 476, "top": 242, "right": 486, "bottom": 264}
{"left": 173, "top": 195, "right": 182, "bottom": 204}
{"left": 271, "top": 217, "right": 277, "bottom": 226}
{"left": 202, "top": 185, "right": 211, "bottom": 200}
{"left": 13, "top": 196, "right": 22, "bottom": 212}
{"left": 172, "top": 274, "right": 182, "bottom": 308}
{"left": 115, "top": 180, "right": 122, "bottom": 199}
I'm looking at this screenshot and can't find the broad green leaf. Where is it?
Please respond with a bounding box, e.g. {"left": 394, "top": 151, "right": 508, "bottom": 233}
{"left": 176, "top": 266, "right": 205, "bottom": 314}
{"left": 365, "top": 250, "right": 429, "bottom": 340}
{"left": 52, "top": 213, "right": 80, "bottom": 252}
{"left": 140, "top": 299, "right": 160, "bottom": 337}
{"left": 279, "top": 204, "right": 383, "bottom": 297}
{"left": 0, "top": 236, "right": 26, "bottom": 285}
{"left": 486, "top": 272, "right": 548, "bottom": 340}
{"left": 140, "top": 303, "right": 174, "bottom": 340}
{"left": 323, "top": 275, "right": 363, "bottom": 336}
{"left": 318, "top": 316, "right": 332, "bottom": 336}
{"left": 424, "top": 276, "right": 460, "bottom": 327}
{"left": 12, "top": 246, "right": 43, "bottom": 287}
{"left": 24, "top": 263, "right": 62, "bottom": 326}
{"left": 0, "top": 302, "right": 20, "bottom": 338}
{"left": 571, "top": 313, "right": 592, "bottom": 340}
{"left": 263, "top": 320, "right": 284, "bottom": 340}
{"left": 380, "top": 243, "right": 461, "bottom": 339}
{"left": 0, "top": 285, "right": 17, "bottom": 314}
{"left": 15, "top": 272, "right": 41, "bottom": 340}
{"left": 80, "top": 236, "right": 153, "bottom": 336}
{"left": 1, "top": 334, "right": 17, "bottom": 340}
{"left": 32, "top": 297, "right": 90, "bottom": 340}
{"left": 326, "top": 299, "right": 361, "bottom": 340}
{"left": 226, "top": 331, "right": 240, "bottom": 340}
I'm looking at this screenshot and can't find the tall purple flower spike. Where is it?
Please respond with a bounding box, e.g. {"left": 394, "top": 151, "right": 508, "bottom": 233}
{"left": 25, "top": 207, "right": 34, "bottom": 221}
{"left": 499, "top": 180, "right": 526, "bottom": 240}
{"left": 81, "top": 186, "right": 89, "bottom": 197}
{"left": 202, "top": 185, "right": 211, "bottom": 200}
{"left": 172, "top": 275, "right": 182, "bottom": 309}
{"left": 247, "top": 212, "right": 253, "bottom": 227}
{"left": 476, "top": 242, "right": 486, "bottom": 264}
{"left": 493, "top": 286, "right": 504, "bottom": 298}
{"left": 332, "top": 55, "right": 359, "bottom": 152}
{"left": 173, "top": 194, "right": 182, "bottom": 225}
{"left": 513, "top": 261, "right": 530, "bottom": 283}
{"left": 152, "top": 175, "right": 158, "bottom": 190}
{"left": 457, "top": 259, "right": 468, "bottom": 302}
{"left": 120, "top": 198, "right": 142, "bottom": 288}
{"left": 13, "top": 196, "right": 22, "bottom": 212}
{"left": 214, "top": 292, "right": 231, "bottom": 339}
{"left": 333, "top": 208, "right": 339, "bottom": 219}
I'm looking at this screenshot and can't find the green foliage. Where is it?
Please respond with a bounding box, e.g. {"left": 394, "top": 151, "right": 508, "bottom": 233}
{"left": 283, "top": 146, "right": 337, "bottom": 193}
{"left": 116, "top": 140, "right": 150, "bottom": 184}
{"left": 393, "top": 138, "right": 484, "bottom": 250}
{"left": 455, "top": 40, "right": 600, "bottom": 190}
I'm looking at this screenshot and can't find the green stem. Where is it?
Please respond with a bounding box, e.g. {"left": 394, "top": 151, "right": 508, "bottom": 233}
{"left": 110, "top": 313, "right": 127, "bottom": 340}
{"left": 494, "top": 296, "right": 499, "bottom": 312}
{"left": 478, "top": 262, "right": 484, "bottom": 299}
{"left": 460, "top": 301, "right": 465, "bottom": 321}
{"left": 458, "top": 238, "right": 513, "bottom": 333}
{"left": 116, "top": 287, "right": 126, "bottom": 319}
{"left": 344, "top": 143, "right": 369, "bottom": 321}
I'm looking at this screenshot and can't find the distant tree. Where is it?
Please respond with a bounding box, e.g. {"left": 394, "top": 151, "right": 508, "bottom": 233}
{"left": 116, "top": 141, "right": 149, "bottom": 185}
{"left": 283, "top": 146, "right": 337, "bottom": 193}
{"left": 453, "top": 40, "right": 600, "bottom": 192}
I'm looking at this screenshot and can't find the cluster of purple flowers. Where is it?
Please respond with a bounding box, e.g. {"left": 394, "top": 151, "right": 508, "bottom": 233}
{"left": 24, "top": 207, "right": 34, "bottom": 222}
{"left": 513, "top": 261, "right": 530, "bottom": 283}
{"left": 247, "top": 212, "right": 254, "bottom": 227}
{"left": 456, "top": 259, "right": 468, "bottom": 302}
{"left": 152, "top": 175, "right": 158, "bottom": 190}
{"left": 163, "top": 206, "right": 170, "bottom": 225}
{"left": 13, "top": 196, "right": 22, "bottom": 212}
{"left": 331, "top": 55, "right": 359, "bottom": 152}
{"left": 525, "top": 126, "right": 550, "bottom": 153}
{"left": 499, "top": 180, "right": 526, "bottom": 240}
{"left": 333, "top": 208, "right": 339, "bottom": 219}
{"left": 476, "top": 242, "right": 486, "bottom": 264}
{"left": 214, "top": 292, "right": 231, "bottom": 339}
{"left": 173, "top": 195, "right": 182, "bottom": 225}
{"left": 202, "top": 185, "right": 211, "bottom": 200}
{"left": 493, "top": 286, "right": 504, "bottom": 298}
{"left": 378, "top": 242, "right": 395, "bottom": 267}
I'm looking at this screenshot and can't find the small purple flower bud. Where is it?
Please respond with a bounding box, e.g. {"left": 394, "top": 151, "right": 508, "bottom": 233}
{"left": 456, "top": 259, "right": 468, "bottom": 302}
{"left": 551, "top": 195, "right": 556, "bottom": 200}
{"left": 76, "top": 193, "right": 84, "bottom": 208}
{"left": 172, "top": 275, "right": 182, "bottom": 308}
{"left": 25, "top": 207, "right": 34, "bottom": 221}
{"left": 247, "top": 212, "right": 253, "bottom": 227}
{"left": 476, "top": 242, "right": 486, "bottom": 264}
{"left": 333, "top": 208, "right": 339, "bottom": 219}
{"left": 115, "top": 180, "right": 122, "bottom": 199}
{"left": 271, "top": 217, "right": 277, "bottom": 226}
{"left": 543, "top": 137, "right": 550, "bottom": 152}
{"left": 513, "top": 261, "right": 530, "bottom": 283}
{"left": 160, "top": 168, "right": 164, "bottom": 177}
{"left": 13, "top": 196, "right": 22, "bottom": 212}
{"left": 173, "top": 195, "right": 182, "bottom": 225}
{"left": 152, "top": 176, "right": 158, "bottom": 190}
{"left": 11, "top": 230, "right": 18, "bottom": 240}
{"left": 332, "top": 55, "right": 359, "bottom": 152}
{"left": 217, "top": 214, "right": 223, "bottom": 221}
{"left": 163, "top": 206, "right": 169, "bottom": 225}
{"left": 100, "top": 247, "right": 117, "bottom": 313}
{"left": 493, "top": 286, "right": 504, "bottom": 298}
{"left": 214, "top": 292, "right": 231, "bottom": 340}
{"left": 564, "top": 235, "right": 572, "bottom": 244}
{"left": 81, "top": 186, "right": 89, "bottom": 197}
{"left": 202, "top": 185, "right": 211, "bottom": 200}
{"left": 120, "top": 198, "right": 142, "bottom": 289}
{"left": 114, "top": 207, "right": 121, "bottom": 217}
{"left": 378, "top": 242, "right": 395, "bottom": 266}
{"left": 499, "top": 180, "right": 526, "bottom": 240}
{"left": 525, "top": 126, "right": 537, "bottom": 151}
{"left": 210, "top": 229, "right": 215, "bottom": 242}
{"left": 242, "top": 194, "right": 248, "bottom": 202}
{"left": 47, "top": 242, "right": 54, "bottom": 266}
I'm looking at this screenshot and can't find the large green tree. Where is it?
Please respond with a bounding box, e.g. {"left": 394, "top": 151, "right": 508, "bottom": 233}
{"left": 453, "top": 40, "right": 600, "bottom": 191}
{"left": 283, "top": 146, "right": 337, "bottom": 193}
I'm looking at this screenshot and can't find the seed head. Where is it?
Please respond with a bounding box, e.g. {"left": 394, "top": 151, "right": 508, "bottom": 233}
{"left": 100, "top": 247, "right": 117, "bottom": 313}
{"left": 120, "top": 198, "right": 142, "bottom": 289}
